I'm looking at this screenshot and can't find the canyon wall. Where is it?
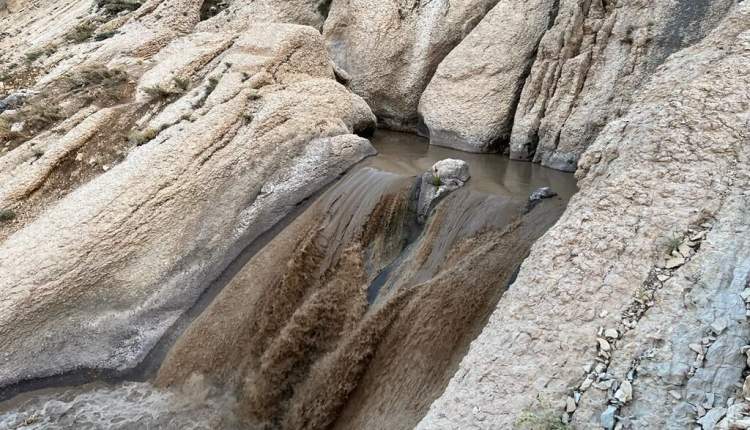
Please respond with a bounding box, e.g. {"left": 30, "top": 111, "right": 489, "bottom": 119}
{"left": 419, "top": 3, "right": 750, "bottom": 428}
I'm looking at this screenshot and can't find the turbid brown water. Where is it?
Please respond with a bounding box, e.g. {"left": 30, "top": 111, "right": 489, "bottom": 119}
{"left": 363, "top": 130, "right": 578, "bottom": 200}
{"left": 0, "top": 131, "right": 577, "bottom": 430}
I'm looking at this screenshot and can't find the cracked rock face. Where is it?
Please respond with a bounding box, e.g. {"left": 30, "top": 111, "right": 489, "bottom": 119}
{"left": 323, "top": 0, "right": 500, "bottom": 131}
{"left": 508, "top": 0, "right": 736, "bottom": 171}
{"left": 0, "top": 17, "right": 375, "bottom": 388}
{"left": 418, "top": 0, "right": 554, "bottom": 153}
{"left": 418, "top": 3, "right": 750, "bottom": 428}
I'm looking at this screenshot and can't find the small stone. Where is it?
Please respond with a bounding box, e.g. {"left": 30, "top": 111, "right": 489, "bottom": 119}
{"left": 657, "top": 274, "right": 671, "bottom": 282}
{"left": 75, "top": 153, "right": 83, "bottom": 162}
{"left": 598, "top": 338, "right": 612, "bottom": 352}
{"left": 669, "top": 390, "right": 682, "bottom": 400}
{"left": 689, "top": 343, "right": 703, "bottom": 354}
{"left": 601, "top": 405, "right": 617, "bottom": 430}
{"left": 678, "top": 243, "right": 693, "bottom": 258}
{"left": 614, "top": 380, "right": 633, "bottom": 404}
{"left": 594, "top": 380, "right": 614, "bottom": 390}
{"left": 583, "top": 363, "right": 593, "bottom": 373}
{"left": 711, "top": 319, "right": 727, "bottom": 335}
{"left": 529, "top": 186, "right": 557, "bottom": 202}
{"left": 604, "top": 329, "right": 619, "bottom": 339}
{"left": 574, "top": 391, "right": 581, "bottom": 403}
{"left": 697, "top": 407, "right": 727, "bottom": 430}
{"left": 10, "top": 121, "right": 24, "bottom": 133}
{"left": 432, "top": 158, "right": 470, "bottom": 183}
{"left": 102, "top": 165, "right": 110, "bottom": 172}
{"left": 741, "top": 289, "right": 750, "bottom": 301}
{"left": 665, "top": 255, "right": 686, "bottom": 269}
{"left": 580, "top": 377, "right": 593, "bottom": 391}
{"left": 566, "top": 396, "right": 577, "bottom": 413}
{"left": 704, "top": 392, "right": 715, "bottom": 409}
{"left": 697, "top": 404, "right": 707, "bottom": 417}
{"left": 600, "top": 310, "right": 609, "bottom": 318}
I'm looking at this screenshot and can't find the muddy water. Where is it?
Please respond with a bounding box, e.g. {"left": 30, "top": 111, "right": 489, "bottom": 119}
{"left": 363, "top": 130, "right": 578, "bottom": 200}
{"left": 0, "top": 131, "right": 577, "bottom": 430}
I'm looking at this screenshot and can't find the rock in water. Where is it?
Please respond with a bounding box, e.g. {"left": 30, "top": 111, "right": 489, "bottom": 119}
{"left": 323, "top": 0, "right": 500, "bottom": 131}
{"left": 432, "top": 158, "right": 471, "bottom": 183}
{"left": 529, "top": 187, "right": 557, "bottom": 202}
{"left": 418, "top": 159, "right": 470, "bottom": 222}
{"left": 419, "top": 0, "right": 554, "bottom": 152}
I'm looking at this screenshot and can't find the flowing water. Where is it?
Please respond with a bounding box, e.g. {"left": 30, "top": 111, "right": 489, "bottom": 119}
{"left": 0, "top": 131, "right": 577, "bottom": 430}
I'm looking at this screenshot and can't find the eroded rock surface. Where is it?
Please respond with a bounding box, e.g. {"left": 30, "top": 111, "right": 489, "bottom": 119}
{"left": 418, "top": 0, "right": 554, "bottom": 152}
{"left": 323, "top": 0, "right": 500, "bottom": 130}
{"left": 509, "top": 0, "right": 736, "bottom": 171}
{"left": 419, "top": 3, "right": 750, "bottom": 428}
{"left": 0, "top": 16, "right": 375, "bottom": 389}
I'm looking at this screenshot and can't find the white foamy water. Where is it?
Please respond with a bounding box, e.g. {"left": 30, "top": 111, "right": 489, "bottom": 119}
{"left": 0, "top": 377, "right": 238, "bottom": 430}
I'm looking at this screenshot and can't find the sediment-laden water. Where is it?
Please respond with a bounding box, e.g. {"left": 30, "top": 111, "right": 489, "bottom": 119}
{"left": 0, "top": 131, "right": 577, "bottom": 430}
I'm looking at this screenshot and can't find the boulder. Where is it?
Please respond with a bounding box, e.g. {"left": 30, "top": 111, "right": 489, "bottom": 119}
{"left": 323, "top": 0, "right": 500, "bottom": 131}
{"left": 418, "top": 0, "right": 554, "bottom": 152}
{"left": 418, "top": 159, "right": 470, "bottom": 222}
{"left": 432, "top": 158, "right": 470, "bottom": 183}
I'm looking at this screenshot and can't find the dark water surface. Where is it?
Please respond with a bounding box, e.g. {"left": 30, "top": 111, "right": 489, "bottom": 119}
{"left": 362, "top": 130, "right": 578, "bottom": 200}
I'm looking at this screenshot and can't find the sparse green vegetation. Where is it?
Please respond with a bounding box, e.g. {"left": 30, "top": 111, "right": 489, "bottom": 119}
{"left": 128, "top": 127, "right": 158, "bottom": 146}
{"left": 63, "top": 65, "right": 128, "bottom": 91}
{"left": 431, "top": 174, "right": 442, "bottom": 187}
{"left": 96, "top": 0, "right": 144, "bottom": 15}
{"left": 144, "top": 79, "right": 187, "bottom": 102}
{"left": 173, "top": 76, "right": 190, "bottom": 92}
{"left": 32, "top": 148, "right": 45, "bottom": 158}
{"left": 664, "top": 233, "right": 683, "bottom": 255}
{"left": 199, "top": 0, "right": 229, "bottom": 20}
{"left": 515, "top": 407, "right": 571, "bottom": 430}
{"left": 94, "top": 30, "right": 118, "bottom": 41}
{"left": 24, "top": 45, "right": 58, "bottom": 63}
{"left": 65, "top": 22, "right": 98, "bottom": 44}
{"left": 0, "top": 208, "right": 16, "bottom": 222}
{"left": 22, "top": 104, "right": 64, "bottom": 133}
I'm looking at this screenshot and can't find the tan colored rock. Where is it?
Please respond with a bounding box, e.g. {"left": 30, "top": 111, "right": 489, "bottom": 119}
{"left": 509, "top": 0, "right": 736, "bottom": 171}
{"left": 0, "top": 23, "right": 375, "bottom": 389}
{"left": 418, "top": 3, "right": 750, "bottom": 428}
{"left": 418, "top": 0, "right": 554, "bottom": 152}
{"left": 323, "top": 0, "right": 500, "bottom": 130}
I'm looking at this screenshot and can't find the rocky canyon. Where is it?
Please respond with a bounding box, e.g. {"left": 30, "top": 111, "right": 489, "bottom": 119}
{"left": 0, "top": 0, "right": 748, "bottom": 429}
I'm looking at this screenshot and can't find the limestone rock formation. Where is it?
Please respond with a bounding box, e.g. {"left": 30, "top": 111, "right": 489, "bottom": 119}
{"left": 418, "top": 0, "right": 554, "bottom": 152}
{"left": 0, "top": 13, "right": 375, "bottom": 389}
{"left": 323, "top": 0, "right": 500, "bottom": 131}
{"left": 418, "top": 3, "right": 750, "bottom": 428}
{"left": 509, "top": 0, "right": 736, "bottom": 171}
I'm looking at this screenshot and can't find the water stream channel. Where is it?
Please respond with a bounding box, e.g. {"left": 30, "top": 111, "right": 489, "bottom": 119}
{"left": 0, "top": 131, "right": 577, "bottom": 430}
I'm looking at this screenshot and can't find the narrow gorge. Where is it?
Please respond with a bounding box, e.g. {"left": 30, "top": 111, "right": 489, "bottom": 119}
{"left": 0, "top": 1, "right": 748, "bottom": 429}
